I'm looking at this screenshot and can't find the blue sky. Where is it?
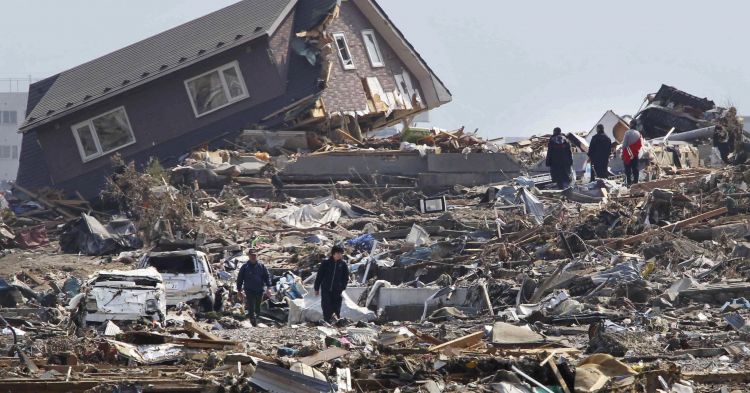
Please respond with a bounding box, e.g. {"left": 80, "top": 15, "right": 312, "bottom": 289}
{"left": 2, "top": 1, "right": 747, "bottom": 138}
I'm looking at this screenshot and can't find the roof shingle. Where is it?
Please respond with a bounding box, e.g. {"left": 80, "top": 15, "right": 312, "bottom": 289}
{"left": 23, "top": 0, "right": 296, "bottom": 130}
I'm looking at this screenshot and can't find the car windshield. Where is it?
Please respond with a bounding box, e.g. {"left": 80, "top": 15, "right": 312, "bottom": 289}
{"left": 94, "top": 275, "right": 160, "bottom": 286}
{"left": 146, "top": 255, "right": 198, "bottom": 274}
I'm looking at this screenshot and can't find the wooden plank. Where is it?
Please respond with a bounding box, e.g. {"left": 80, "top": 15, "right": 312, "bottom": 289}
{"left": 13, "top": 183, "right": 76, "bottom": 219}
{"left": 15, "top": 348, "right": 39, "bottom": 374}
{"left": 497, "top": 347, "right": 580, "bottom": 356}
{"left": 546, "top": 355, "right": 572, "bottom": 393}
{"left": 298, "top": 347, "right": 349, "bottom": 366}
{"left": 629, "top": 174, "right": 704, "bottom": 194}
{"left": 184, "top": 321, "right": 221, "bottom": 342}
{"left": 606, "top": 207, "right": 728, "bottom": 247}
{"left": 429, "top": 331, "right": 484, "bottom": 353}
{"left": 684, "top": 371, "right": 750, "bottom": 384}
{"left": 406, "top": 327, "right": 444, "bottom": 346}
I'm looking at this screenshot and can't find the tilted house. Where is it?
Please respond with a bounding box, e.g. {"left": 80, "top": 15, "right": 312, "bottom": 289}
{"left": 17, "top": 0, "right": 451, "bottom": 198}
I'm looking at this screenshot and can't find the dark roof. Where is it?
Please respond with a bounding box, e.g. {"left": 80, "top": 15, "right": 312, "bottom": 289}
{"left": 22, "top": 0, "right": 297, "bottom": 131}
{"left": 653, "top": 84, "right": 715, "bottom": 112}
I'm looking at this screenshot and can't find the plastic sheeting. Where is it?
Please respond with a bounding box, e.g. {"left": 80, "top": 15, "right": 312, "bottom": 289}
{"left": 268, "top": 197, "right": 361, "bottom": 229}
{"left": 108, "top": 340, "right": 184, "bottom": 365}
{"left": 59, "top": 214, "right": 142, "bottom": 256}
{"left": 287, "top": 292, "right": 375, "bottom": 325}
{"left": 520, "top": 188, "right": 545, "bottom": 225}
{"left": 590, "top": 260, "right": 643, "bottom": 284}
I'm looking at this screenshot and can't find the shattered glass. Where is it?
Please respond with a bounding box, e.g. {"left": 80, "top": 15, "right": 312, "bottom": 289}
{"left": 187, "top": 71, "right": 229, "bottom": 114}
{"left": 92, "top": 108, "right": 134, "bottom": 153}
{"left": 75, "top": 124, "right": 99, "bottom": 158}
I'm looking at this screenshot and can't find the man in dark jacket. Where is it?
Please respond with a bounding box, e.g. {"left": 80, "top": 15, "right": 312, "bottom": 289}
{"left": 546, "top": 127, "right": 574, "bottom": 188}
{"left": 314, "top": 245, "right": 349, "bottom": 323}
{"left": 236, "top": 248, "right": 272, "bottom": 326}
{"left": 588, "top": 124, "right": 612, "bottom": 179}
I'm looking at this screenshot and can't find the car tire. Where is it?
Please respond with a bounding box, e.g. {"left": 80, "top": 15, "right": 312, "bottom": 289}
{"left": 200, "top": 294, "right": 215, "bottom": 312}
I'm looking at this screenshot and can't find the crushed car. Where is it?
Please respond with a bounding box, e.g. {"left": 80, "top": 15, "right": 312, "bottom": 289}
{"left": 78, "top": 268, "right": 166, "bottom": 324}
{"left": 137, "top": 249, "right": 219, "bottom": 311}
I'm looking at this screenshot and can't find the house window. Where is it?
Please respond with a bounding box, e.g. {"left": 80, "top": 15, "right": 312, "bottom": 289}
{"left": 362, "top": 30, "right": 384, "bottom": 67}
{"left": 332, "top": 33, "right": 356, "bottom": 70}
{"left": 11, "top": 146, "right": 17, "bottom": 159}
{"left": 1, "top": 111, "right": 17, "bottom": 125}
{"left": 394, "top": 71, "right": 422, "bottom": 106}
{"left": 0, "top": 146, "right": 10, "bottom": 159}
{"left": 71, "top": 107, "right": 136, "bottom": 162}
{"left": 185, "top": 61, "right": 248, "bottom": 117}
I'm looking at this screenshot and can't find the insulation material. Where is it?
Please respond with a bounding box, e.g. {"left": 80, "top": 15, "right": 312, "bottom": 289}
{"left": 287, "top": 292, "right": 376, "bottom": 324}
{"left": 108, "top": 340, "right": 184, "bottom": 365}
{"left": 267, "top": 197, "right": 361, "bottom": 229}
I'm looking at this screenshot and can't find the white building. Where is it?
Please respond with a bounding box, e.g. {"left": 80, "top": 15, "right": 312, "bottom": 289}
{"left": 0, "top": 92, "right": 26, "bottom": 181}
{"left": 585, "top": 110, "right": 631, "bottom": 143}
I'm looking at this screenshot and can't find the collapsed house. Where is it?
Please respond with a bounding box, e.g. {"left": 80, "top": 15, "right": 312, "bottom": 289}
{"left": 16, "top": 0, "right": 451, "bottom": 199}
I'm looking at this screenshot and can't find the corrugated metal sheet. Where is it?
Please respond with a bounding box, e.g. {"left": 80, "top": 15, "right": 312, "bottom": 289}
{"left": 23, "top": 0, "right": 296, "bottom": 130}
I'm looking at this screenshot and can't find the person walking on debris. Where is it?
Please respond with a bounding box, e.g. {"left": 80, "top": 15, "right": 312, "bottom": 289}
{"left": 713, "top": 125, "right": 734, "bottom": 164}
{"left": 314, "top": 245, "right": 349, "bottom": 323}
{"left": 588, "top": 124, "right": 612, "bottom": 179}
{"left": 546, "top": 127, "right": 574, "bottom": 189}
{"left": 622, "top": 121, "right": 643, "bottom": 186}
{"left": 236, "top": 248, "right": 272, "bottom": 326}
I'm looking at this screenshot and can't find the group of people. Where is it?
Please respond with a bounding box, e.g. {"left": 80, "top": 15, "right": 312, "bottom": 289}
{"left": 545, "top": 121, "right": 644, "bottom": 188}
{"left": 236, "top": 245, "right": 349, "bottom": 326}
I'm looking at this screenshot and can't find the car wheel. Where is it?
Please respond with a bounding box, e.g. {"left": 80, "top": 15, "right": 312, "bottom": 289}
{"left": 200, "top": 294, "right": 215, "bottom": 313}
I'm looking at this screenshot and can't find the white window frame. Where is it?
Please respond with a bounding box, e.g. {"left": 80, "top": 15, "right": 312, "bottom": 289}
{"left": 332, "top": 32, "right": 356, "bottom": 70}
{"left": 71, "top": 106, "right": 136, "bottom": 163}
{"left": 361, "top": 30, "right": 385, "bottom": 68}
{"left": 184, "top": 61, "right": 249, "bottom": 118}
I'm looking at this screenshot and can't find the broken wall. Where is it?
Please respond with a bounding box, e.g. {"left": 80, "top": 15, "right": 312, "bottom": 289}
{"left": 321, "top": 1, "right": 423, "bottom": 115}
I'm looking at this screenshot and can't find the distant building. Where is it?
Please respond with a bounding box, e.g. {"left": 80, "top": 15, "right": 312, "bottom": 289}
{"left": 0, "top": 93, "right": 27, "bottom": 181}
{"left": 586, "top": 110, "right": 631, "bottom": 143}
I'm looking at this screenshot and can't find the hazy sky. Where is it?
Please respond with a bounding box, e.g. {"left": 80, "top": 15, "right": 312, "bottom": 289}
{"left": 1, "top": 1, "right": 748, "bottom": 138}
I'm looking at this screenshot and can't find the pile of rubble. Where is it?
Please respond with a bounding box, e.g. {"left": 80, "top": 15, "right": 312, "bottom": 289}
{"left": 2, "top": 86, "right": 750, "bottom": 392}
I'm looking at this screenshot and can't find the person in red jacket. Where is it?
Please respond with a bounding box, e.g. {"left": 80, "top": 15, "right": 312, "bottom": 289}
{"left": 622, "top": 121, "right": 643, "bottom": 186}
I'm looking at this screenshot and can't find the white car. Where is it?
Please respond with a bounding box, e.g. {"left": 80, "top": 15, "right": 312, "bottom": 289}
{"left": 84, "top": 268, "right": 167, "bottom": 323}
{"left": 138, "top": 249, "right": 218, "bottom": 311}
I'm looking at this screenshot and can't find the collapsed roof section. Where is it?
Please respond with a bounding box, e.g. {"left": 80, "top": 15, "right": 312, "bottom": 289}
{"left": 259, "top": 0, "right": 452, "bottom": 137}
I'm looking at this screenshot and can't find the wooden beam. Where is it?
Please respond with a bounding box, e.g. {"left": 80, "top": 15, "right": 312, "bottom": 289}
{"left": 13, "top": 183, "right": 76, "bottom": 219}
{"left": 428, "top": 331, "right": 484, "bottom": 353}
{"left": 183, "top": 321, "right": 220, "bottom": 342}
{"left": 546, "top": 355, "right": 572, "bottom": 393}
{"left": 606, "top": 207, "right": 728, "bottom": 247}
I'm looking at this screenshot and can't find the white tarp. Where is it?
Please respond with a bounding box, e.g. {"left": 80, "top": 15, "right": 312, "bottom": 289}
{"left": 108, "top": 340, "right": 184, "bottom": 364}
{"left": 268, "top": 197, "right": 360, "bottom": 229}
{"left": 287, "top": 292, "right": 376, "bottom": 324}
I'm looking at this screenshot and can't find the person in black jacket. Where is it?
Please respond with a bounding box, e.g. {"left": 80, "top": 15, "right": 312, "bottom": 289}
{"left": 588, "top": 124, "right": 612, "bottom": 179}
{"left": 546, "top": 127, "right": 574, "bottom": 188}
{"left": 314, "top": 245, "right": 349, "bottom": 322}
{"left": 236, "top": 248, "right": 272, "bottom": 326}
